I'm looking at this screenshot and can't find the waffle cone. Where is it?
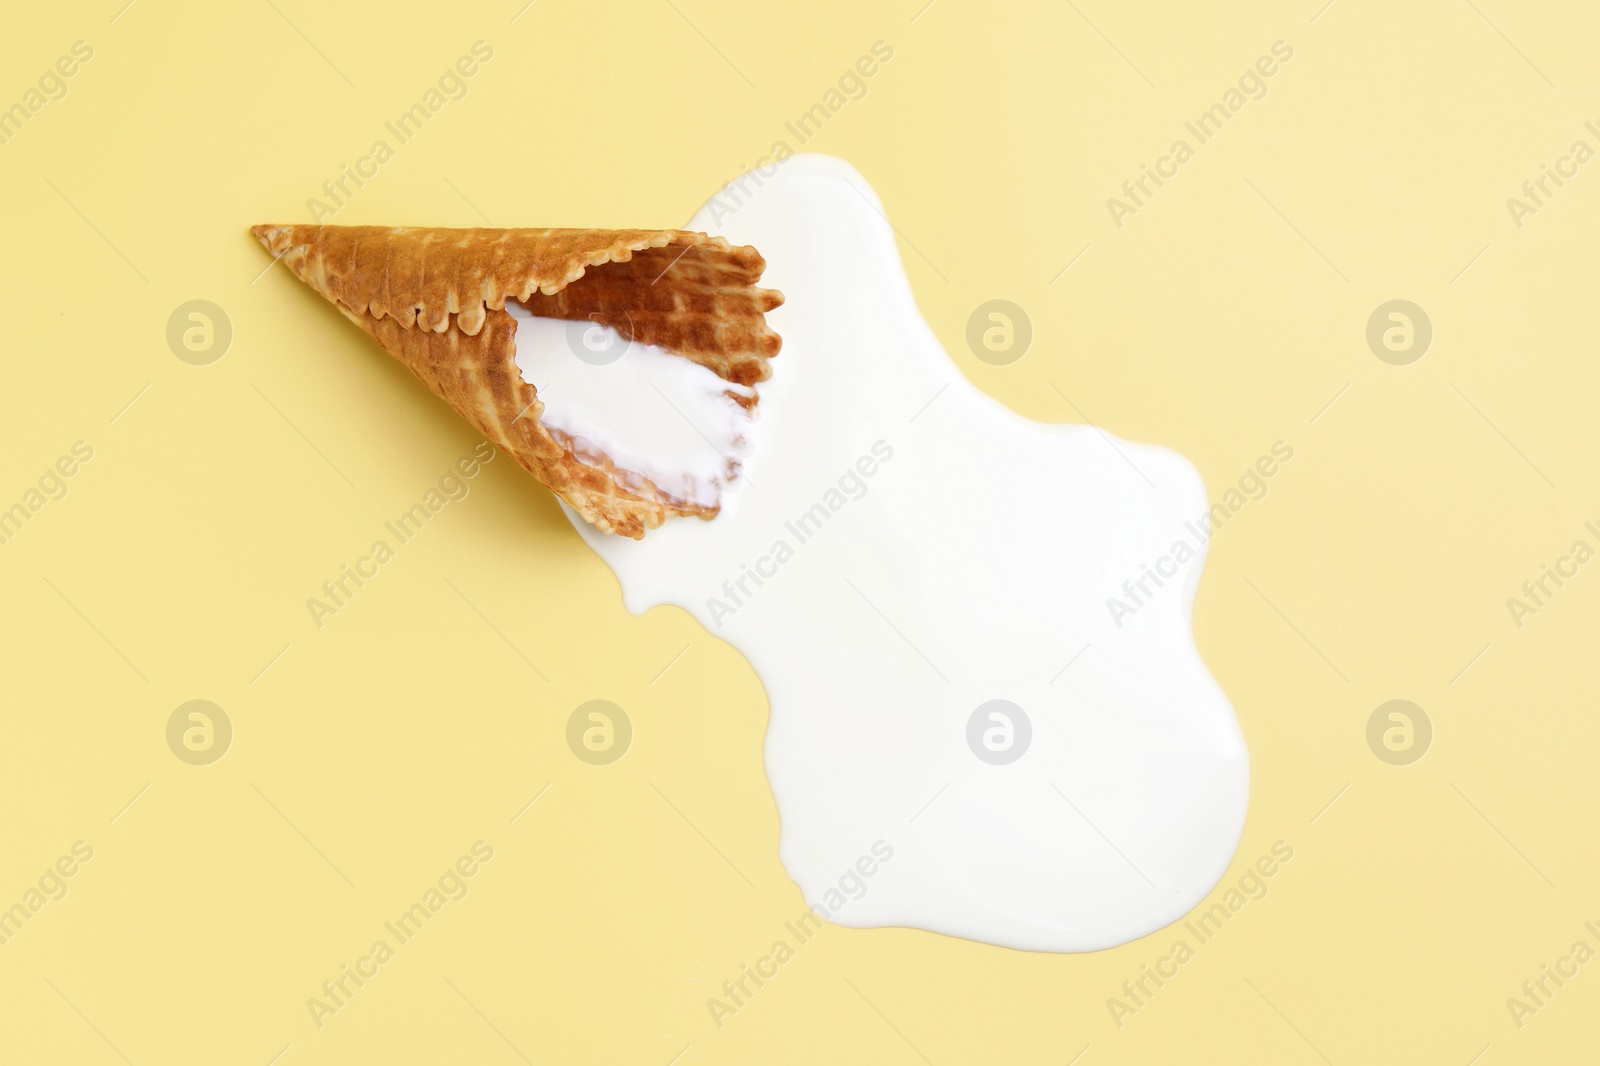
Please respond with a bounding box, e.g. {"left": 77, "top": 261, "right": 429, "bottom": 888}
{"left": 250, "top": 223, "right": 784, "bottom": 538}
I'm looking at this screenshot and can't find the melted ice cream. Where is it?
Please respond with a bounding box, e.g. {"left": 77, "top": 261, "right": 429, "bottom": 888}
{"left": 566, "top": 156, "right": 1249, "bottom": 952}
{"left": 510, "top": 303, "right": 754, "bottom": 508}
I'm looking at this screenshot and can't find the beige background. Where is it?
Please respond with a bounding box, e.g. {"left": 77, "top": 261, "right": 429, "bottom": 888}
{"left": 3, "top": 0, "right": 1598, "bottom": 1062}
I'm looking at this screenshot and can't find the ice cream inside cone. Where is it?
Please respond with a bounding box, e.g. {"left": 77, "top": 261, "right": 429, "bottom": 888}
{"left": 507, "top": 302, "right": 756, "bottom": 511}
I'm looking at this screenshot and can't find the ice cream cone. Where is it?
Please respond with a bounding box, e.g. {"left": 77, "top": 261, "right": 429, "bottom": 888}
{"left": 250, "top": 223, "right": 783, "bottom": 538}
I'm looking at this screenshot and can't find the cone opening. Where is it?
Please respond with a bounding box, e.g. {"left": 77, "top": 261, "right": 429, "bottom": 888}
{"left": 506, "top": 299, "right": 755, "bottom": 515}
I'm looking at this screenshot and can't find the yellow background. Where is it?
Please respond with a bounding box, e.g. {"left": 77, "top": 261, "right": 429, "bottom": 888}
{"left": 3, "top": 0, "right": 1598, "bottom": 1062}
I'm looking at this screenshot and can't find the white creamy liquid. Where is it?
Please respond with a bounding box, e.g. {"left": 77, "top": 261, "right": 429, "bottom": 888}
{"left": 510, "top": 303, "right": 754, "bottom": 508}
{"left": 546, "top": 155, "right": 1249, "bottom": 952}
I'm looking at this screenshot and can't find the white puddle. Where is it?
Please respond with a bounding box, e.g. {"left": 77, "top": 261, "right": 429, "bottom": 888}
{"left": 563, "top": 155, "right": 1248, "bottom": 952}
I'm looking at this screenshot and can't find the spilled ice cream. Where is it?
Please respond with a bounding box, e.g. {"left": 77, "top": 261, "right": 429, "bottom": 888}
{"left": 515, "top": 155, "right": 1250, "bottom": 953}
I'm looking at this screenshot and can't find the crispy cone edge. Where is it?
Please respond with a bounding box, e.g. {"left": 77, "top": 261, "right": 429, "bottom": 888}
{"left": 251, "top": 224, "right": 784, "bottom": 539}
